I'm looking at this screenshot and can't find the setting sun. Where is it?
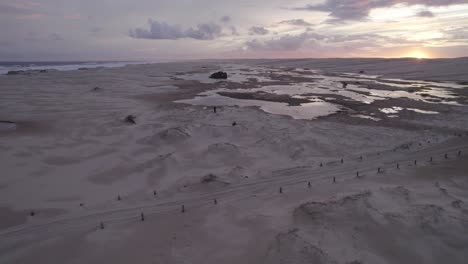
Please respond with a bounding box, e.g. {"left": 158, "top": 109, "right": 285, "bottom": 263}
{"left": 404, "top": 50, "right": 431, "bottom": 59}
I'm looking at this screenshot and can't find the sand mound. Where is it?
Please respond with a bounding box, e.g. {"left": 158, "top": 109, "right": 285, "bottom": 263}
{"left": 177, "top": 173, "right": 229, "bottom": 192}
{"left": 88, "top": 153, "right": 179, "bottom": 185}
{"left": 289, "top": 187, "right": 468, "bottom": 263}
{"left": 146, "top": 153, "right": 179, "bottom": 186}
{"left": 200, "top": 173, "right": 218, "bottom": 183}
{"left": 264, "top": 229, "right": 337, "bottom": 264}
{"left": 227, "top": 166, "right": 250, "bottom": 180}
{"left": 0, "top": 206, "right": 27, "bottom": 230}
{"left": 202, "top": 143, "right": 241, "bottom": 162}
{"left": 158, "top": 127, "right": 190, "bottom": 142}
{"left": 141, "top": 127, "right": 191, "bottom": 145}
{"left": 206, "top": 142, "right": 239, "bottom": 153}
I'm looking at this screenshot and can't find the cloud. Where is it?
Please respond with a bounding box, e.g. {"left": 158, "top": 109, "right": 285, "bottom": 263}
{"left": 245, "top": 31, "right": 319, "bottom": 51}
{"left": 324, "top": 33, "right": 383, "bottom": 42}
{"left": 220, "top": 16, "right": 231, "bottom": 23}
{"left": 130, "top": 20, "right": 184, "bottom": 39}
{"left": 185, "top": 23, "right": 223, "bottom": 40}
{"left": 293, "top": 0, "right": 467, "bottom": 21}
{"left": 24, "top": 31, "right": 39, "bottom": 42}
{"left": 50, "top": 33, "right": 64, "bottom": 41}
{"left": 0, "top": 41, "right": 12, "bottom": 47}
{"left": 90, "top": 27, "right": 103, "bottom": 33}
{"left": 64, "top": 13, "right": 81, "bottom": 20}
{"left": 0, "top": 3, "right": 33, "bottom": 15}
{"left": 249, "top": 26, "right": 269, "bottom": 35}
{"left": 229, "top": 26, "right": 239, "bottom": 36}
{"left": 130, "top": 19, "right": 223, "bottom": 40}
{"left": 0, "top": 2, "right": 44, "bottom": 19}
{"left": 417, "top": 10, "right": 435, "bottom": 17}
{"left": 279, "top": 19, "right": 313, "bottom": 26}
{"left": 442, "top": 26, "right": 468, "bottom": 41}
{"left": 244, "top": 30, "right": 417, "bottom": 52}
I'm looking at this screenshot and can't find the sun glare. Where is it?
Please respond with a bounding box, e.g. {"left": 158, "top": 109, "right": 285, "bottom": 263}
{"left": 404, "top": 50, "right": 430, "bottom": 59}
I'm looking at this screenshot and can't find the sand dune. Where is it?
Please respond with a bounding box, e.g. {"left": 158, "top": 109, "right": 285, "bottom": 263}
{"left": 1, "top": 59, "right": 468, "bottom": 263}
{"left": 291, "top": 184, "right": 468, "bottom": 263}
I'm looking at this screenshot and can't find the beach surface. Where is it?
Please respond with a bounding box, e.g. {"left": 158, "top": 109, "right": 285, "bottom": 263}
{"left": 1, "top": 58, "right": 468, "bottom": 264}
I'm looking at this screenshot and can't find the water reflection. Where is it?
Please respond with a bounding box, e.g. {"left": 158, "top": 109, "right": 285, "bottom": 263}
{"left": 176, "top": 65, "right": 463, "bottom": 120}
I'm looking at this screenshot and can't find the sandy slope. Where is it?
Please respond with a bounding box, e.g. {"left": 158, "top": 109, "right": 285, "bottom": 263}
{"left": 1, "top": 59, "right": 468, "bottom": 264}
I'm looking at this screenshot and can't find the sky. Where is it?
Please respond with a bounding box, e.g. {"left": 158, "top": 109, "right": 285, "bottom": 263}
{"left": 1, "top": 0, "right": 468, "bottom": 61}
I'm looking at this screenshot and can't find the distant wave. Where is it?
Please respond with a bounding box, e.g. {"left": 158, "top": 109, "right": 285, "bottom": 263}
{"left": 0, "top": 61, "right": 148, "bottom": 75}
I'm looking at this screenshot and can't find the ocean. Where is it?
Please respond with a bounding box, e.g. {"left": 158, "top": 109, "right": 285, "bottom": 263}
{"left": 0, "top": 61, "right": 147, "bottom": 75}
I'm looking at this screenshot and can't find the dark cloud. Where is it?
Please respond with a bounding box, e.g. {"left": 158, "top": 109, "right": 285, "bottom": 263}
{"left": 220, "top": 16, "right": 231, "bottom": 23}
{"left": 249, "top": 26, "right": 269, "bottom": 35}
{"left": 279, "top": 19, "right": 313, "bottom": 26}
{"left": 129, "top": 19, "right": 223, "bottom": 40}
{"left": 417, "top": 10, "right": 435, "bottom": 17}
{"left": 293, "top": 0, "right": 467, "bottom": 21}
{"left": 185, "top": 23, "right": 223, "bottom": 40}
{"left": 130, "top": 20, "right": 184, "bottom": 39}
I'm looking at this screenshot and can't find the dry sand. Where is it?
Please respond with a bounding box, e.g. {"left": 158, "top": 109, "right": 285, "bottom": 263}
{"left": 1, "top": 59, "right": 468, "bottom": 264}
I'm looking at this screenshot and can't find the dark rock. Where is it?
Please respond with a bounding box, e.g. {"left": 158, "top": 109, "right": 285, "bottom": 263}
{"left": 7, "top": 70, "right": 25, "bottom": 75}
{"left": 452, "top": 200, "right": 463, "bottom": 209}
{"left": 209, "top": 71, "right": 228, "bottom": 79}
{"left": 125, "top": 115, "right": 136, "bottom": 124}
{"left": 0, "top": 120, "right": 15, "bottom": 124}
{"left": 201, "top": 174, "right": 218, "bottom": 183}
